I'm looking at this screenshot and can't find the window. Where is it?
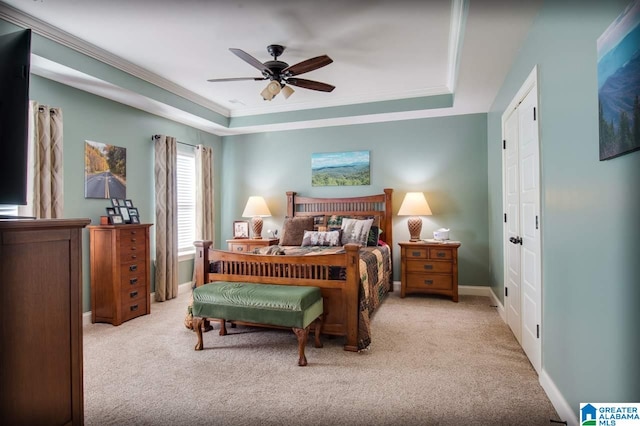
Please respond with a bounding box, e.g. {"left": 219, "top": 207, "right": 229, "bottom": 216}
{"left": 176, "top": 146, "right": 196, "bottom": 255}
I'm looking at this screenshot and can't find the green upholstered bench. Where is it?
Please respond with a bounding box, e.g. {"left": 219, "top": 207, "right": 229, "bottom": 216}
{"left": 192, "top": 281, "right": 324, "bottom": 366}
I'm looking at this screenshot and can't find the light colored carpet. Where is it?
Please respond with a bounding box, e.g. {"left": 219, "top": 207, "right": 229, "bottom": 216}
{"left": 83, "top": 290, "right": 560, "bottom": 425}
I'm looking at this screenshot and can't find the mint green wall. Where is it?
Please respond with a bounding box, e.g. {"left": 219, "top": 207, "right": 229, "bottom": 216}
{"left": 29, "top": 76, "right": 222, "bottom": 312}
{"left": 222, "top": 114, "right": 489, "bottom": 284}
{"left": 488, "top": 0, "right": 640, "bottom": 413}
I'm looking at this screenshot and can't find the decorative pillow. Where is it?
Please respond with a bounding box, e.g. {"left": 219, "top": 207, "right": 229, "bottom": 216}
{"left": 366, "top": 226, "right": 382, "bottom": 246}
{"left": 340, "top": 217, "right": 374, "bottom": 246}
{"left": 301, "top": 230, "right": 342, "bottom": 247}
{"left": 279, "top": 216, "right": 315, "bottom": 246}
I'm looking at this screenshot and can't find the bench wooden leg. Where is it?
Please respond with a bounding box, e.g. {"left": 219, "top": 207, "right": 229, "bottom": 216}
{"left": 219, "top": 319, "right": 227, "bottom": 336}
{"left": 293, "top": 326, "right": 310, "bottom": 366}
{"left": 194, "top": 318, "right": 204, "bottom": 351}
{"left": 203, "top": 319, "right": 213, "bottom": 332}
{"left": 314, "top": 315, "right": 324, "bottom": 349}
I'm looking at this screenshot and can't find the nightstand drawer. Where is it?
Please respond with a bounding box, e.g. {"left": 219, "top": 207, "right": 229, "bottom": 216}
{"left": 406, "top": 274, "right": 452, "bottom": 291}
{"left": 407, "top": 261, "right": 452, "bottom": 274}
{"left": 429, "top": 248, "right": 452, "bottom": 260}
{"left": 405, "top": 248, "right": 428, "bottom": 259}
{"left": 228, "top": 242, "right": 250, "bottom": 252}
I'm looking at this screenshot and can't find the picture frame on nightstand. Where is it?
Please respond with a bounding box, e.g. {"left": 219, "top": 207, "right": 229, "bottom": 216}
{"left": 233, "top": 221, "right": 249, "bottom": 239}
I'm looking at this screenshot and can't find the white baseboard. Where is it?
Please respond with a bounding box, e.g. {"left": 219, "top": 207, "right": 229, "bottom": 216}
{"left": 458, "top": 285, "right": 491, "bottom": 297}
{"left": 488, "top": 287, "right": 506, "bottom": 322}
{"left": 540, "top": 368, "right": 578, "bottom": 426}
{"left": 83, "top": 281, "right": 193, "bottom": 327}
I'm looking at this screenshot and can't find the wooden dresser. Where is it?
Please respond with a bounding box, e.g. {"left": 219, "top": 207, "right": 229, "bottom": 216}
{"left": 399, "top": 241, "right": 461, "bottom": 302}
{"left": 89, "top": 224, "right": 152, "bottom": 325}
{"left": 227, "top": 238, "right": 279, "bottom": 253}
{"left": 0, "top": 218, "right": 90, "bottom": 425}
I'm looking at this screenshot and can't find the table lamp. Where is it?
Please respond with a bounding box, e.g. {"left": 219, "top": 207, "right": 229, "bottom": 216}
{"left": 397, "top": 192, "right": 432, "bottom": 241}
{"left": 242, "top": 196, "right": 272, "bottom": 239}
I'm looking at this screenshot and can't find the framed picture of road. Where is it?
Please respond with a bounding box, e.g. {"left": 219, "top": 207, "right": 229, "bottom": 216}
{"left": 84, "top": 140, "right": 126, "bottom": 199}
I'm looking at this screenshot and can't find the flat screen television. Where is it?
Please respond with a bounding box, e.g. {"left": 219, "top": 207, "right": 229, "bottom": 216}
{"left": 0, "top": 29, "right": 31, "bottom": 206}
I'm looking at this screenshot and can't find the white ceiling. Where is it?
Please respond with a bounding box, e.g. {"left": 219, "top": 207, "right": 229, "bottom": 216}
{"left": 0, "top": 0, "right": 542, "bottom": 135}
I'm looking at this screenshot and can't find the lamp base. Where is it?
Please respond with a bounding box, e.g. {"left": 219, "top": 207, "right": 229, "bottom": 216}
{"left": 251, "top": 216, "right": 263, "bottom": 239}
{"left": 407, "top": 216, "right": 422, "bottom": 242}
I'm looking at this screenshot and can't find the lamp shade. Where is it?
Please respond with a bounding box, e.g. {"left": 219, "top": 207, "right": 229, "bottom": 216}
{"left": 398, "top": 192, "right": 432, "bottom": 216}
{"left": 398, "top": 192, "right": 432, "bottom": 241}
{"left": 242, "top": 196, "right": 272, "bottom": 239}
{"left": 242, "top": 196, "right": 272, "bottom": 218}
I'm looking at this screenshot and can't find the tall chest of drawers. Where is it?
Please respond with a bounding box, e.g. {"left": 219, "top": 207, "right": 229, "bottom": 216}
{"left": 399, "top": 241, "right": 461, "bottom": 302}
{"left": 89, "top": 224, "right": 153, "bottom": 325}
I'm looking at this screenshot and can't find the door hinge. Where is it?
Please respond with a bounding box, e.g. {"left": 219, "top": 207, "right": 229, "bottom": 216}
{"left": 505, "top": 287, "right": 508, "bottom": 297}
{"left": 536, "top": 215, "right": 539, "bottom": 230}
{"left": 503, "top": 139, "right": 506, "bottom": 149}
{"left": 533, "top": 107, "right": 537, "bottom": 121}
{"left": 537, "top": 324, "right": 540, "bottom": 338}
{"left": 504, "top": 213, "right": 507, "bottom": 223}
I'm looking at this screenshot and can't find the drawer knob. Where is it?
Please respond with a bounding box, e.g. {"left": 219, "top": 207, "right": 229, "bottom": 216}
{"left": 131, "top": 254, "right": 137, "bottom": 259}
{"left": 437, "top": 252, "right": 446, "bottom": 258}
{"left": 236, "top": 247, "right": 244, "bottom": 252}
{"left": 129, "top": 264, "right": 137, "bottom": 272}
{"left": 131, "top": 238, "right": 137, "bottom": 243}
{"left": 423, "top": 264, "right": 433, "bottom": 270}
{"left": 130, "top": 278, "right": 138, "bottom": 285}
{"left": 130, "top": 304, "right": 139, "bottom": 311}
{"left": 131, "top": 247, "right": 137, "bottom": 251}
{"left": 411, "top": 251, "right": 421, "bottom": 257}
{"left": 424, "top": 279, "right": 434, "bottom": 285}
{"left": 130, "top": 290, "right": 138, "bottom": 298}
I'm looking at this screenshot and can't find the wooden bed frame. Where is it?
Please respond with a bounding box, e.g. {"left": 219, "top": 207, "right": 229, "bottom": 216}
{"left": 194, "top": 188, "right": 393, "bottom": 351}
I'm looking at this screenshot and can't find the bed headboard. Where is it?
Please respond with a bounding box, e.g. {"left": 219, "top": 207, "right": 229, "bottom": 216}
{"left": 286, "top": 188, "right": 393, "bottom": 249}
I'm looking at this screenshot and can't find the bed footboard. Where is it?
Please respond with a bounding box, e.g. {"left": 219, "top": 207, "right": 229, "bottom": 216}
{"left": 194, "top": 241, "right": 361, "bottom": 351}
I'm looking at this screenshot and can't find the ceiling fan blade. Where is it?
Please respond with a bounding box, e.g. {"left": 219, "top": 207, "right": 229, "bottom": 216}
{"left": 283, "top": 55, "right": 333, "bottom": 76}
{"left": 229, "top": 48, "right": 273, "bottom": 76}
{"left": 207, "top": 77, "right": 265, "bottom": 82}
{"left": 286, "top": 78, "right": 335, "bottom": 92}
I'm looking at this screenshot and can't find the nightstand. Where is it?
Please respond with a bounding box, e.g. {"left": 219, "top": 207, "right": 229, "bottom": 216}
{"left": 227, "top": 238, "right": 279, "bottom": 253}
{"left": 399, "top": 241, "right": 461, "bottom": 302}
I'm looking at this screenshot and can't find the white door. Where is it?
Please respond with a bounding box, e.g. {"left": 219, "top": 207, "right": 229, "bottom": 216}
{"left": 517, "top": 87, "right": 541, "bottom": 373}
{"left": 502, "top": 67, "right": 542, "bottom": 374}
{"left": 504, "top": 108, "right": 521, "bottom": 344}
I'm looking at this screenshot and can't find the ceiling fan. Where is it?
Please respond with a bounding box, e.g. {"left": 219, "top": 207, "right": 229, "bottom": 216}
{"left": 207, "top": 44, "right": 335, "bottom": 101}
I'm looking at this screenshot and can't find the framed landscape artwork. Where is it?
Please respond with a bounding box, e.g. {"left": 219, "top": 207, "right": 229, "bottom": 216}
{"left": 85, "top": 141, "right": 127, "bottom": 198}
{"left": 597, "top": 0, "right": 640, "bottom": 160}
{"left": 311, "top": 150, "right": 370, "bottom": 186}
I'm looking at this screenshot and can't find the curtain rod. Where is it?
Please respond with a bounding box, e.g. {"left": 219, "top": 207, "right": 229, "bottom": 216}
{"left": 151, "top": 134, "right": 198, "bottom": 148}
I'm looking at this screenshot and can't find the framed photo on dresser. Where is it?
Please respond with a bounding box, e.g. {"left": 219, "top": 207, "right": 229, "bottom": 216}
{"left": 233, "top": 221, "right": 249, "bottom": 239}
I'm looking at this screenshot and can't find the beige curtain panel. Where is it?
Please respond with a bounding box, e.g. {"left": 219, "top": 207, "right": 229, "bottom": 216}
{"left": 154, "top": 134, "right": 179, "bottom": 302}
{"left": 19, "top": 101, "right": 64, "bottom": 218}
{"left": 195, "top": 145, "right": 215, "bottom": 248}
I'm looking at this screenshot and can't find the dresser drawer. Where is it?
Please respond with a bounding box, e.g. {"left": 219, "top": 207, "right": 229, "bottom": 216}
{"left": 120, "top": 282, "right": 147, "bottom": 304}
{"left": 406, "top": 261, "right": 452, "bottom": 274}
{"left": 120, "top": 244, "right": 144, "bottom": 263}
{"left": 120, "top": 263, "right": 146, "bottom": 283}
{"left": 406, "top": 274, "right": 452, "bottom": 291}
{"left": 120, "top": 299, "right": 147, "bottom": 322}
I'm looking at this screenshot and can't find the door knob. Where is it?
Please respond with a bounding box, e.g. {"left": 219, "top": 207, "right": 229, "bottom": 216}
{"left": 509, "top": 236, "right": 523, "bottom": 245}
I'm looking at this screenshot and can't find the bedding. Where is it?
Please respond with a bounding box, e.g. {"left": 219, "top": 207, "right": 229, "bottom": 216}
{"left": 192, "top": 189, "right": 394, "bottom": 352}
{"left": 258, "top": 244, "right": 392, "bottom": 350}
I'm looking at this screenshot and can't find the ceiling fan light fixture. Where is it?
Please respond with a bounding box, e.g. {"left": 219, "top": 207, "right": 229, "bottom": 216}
{"left": 261, "top": 85, "right": 274, "bottom": 101}
{"left": 281, "top": 84, "right": 294, "bottom": 99}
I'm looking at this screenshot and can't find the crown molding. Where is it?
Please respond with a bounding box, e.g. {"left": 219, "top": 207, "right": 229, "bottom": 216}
{"left": 0, "top": 2, "right": 230, "bottom": 117}
{"left": 447, "top": 0, "right": 468, "bottom": 93}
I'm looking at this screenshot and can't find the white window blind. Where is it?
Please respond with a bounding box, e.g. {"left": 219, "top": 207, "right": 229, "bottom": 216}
{"left": 176, "top": 147, "right": 196, "bottom": 254}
